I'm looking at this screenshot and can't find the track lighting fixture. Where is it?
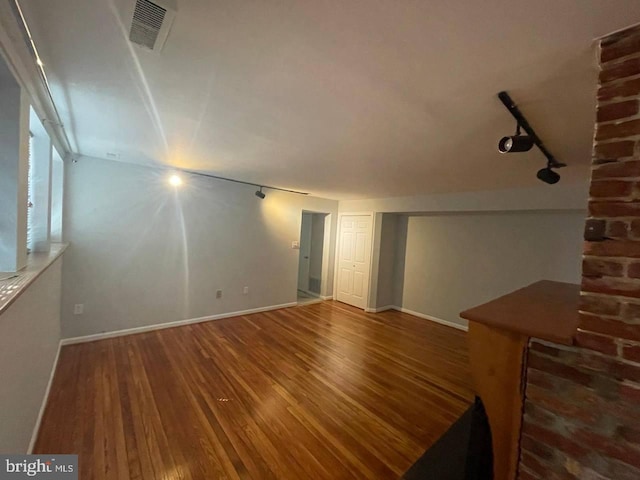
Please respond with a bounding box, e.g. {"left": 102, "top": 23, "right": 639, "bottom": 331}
{"left": 163, "top": 168, "right": 307, "bottom": 196}
{"left": 497, "top": 91, "right": 566, "bottom": 184}
{"left": 498, "top": 130, "right": 534, "bottom": 154}
{"left": 537, "top": 165, "right": 561, "bottom": 185}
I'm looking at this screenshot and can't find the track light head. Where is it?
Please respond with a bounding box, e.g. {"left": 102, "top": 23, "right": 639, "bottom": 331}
{"left": 536, "top": 167, "right": 560, "bottom": 185}
{"left": 498, "top": 135, "right": 534, "bottom": 153}
{"left": 255, "top": 187, "right": 265, "bottom": 199}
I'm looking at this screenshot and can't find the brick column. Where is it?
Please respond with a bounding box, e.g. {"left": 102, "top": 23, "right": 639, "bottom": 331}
{"left": 518, "top": 26, "right": 640, "bottom": 480}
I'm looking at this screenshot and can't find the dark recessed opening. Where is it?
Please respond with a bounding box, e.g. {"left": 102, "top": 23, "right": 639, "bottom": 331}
{"left": 403, "top": 396, "right": 493, "bottom": 480}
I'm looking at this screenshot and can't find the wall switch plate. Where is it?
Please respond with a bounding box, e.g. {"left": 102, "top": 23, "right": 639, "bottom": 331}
{"left": 292, "top": 240, "right": 300, "bottom": 249}
{"left": 73, "top": 304, "right": 84, "bottom": 315}
{"left": 243, "top": 286, "right": 249, "bottom": 295}
{"left": 216, "top": 290, "right": 223, "bottom": 299}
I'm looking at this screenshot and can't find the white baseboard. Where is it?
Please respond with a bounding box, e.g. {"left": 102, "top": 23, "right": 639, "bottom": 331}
{"left": 393, "top": 306, "right": 469, "bottom": 332}
{"left": 319, "top": 295, "right": 333, "bottom": 300}
{"left": 365, "top": 305, "right": 469, "bottom": 331}
{"left": 297, "top": 289, "right": 320, "bottom": 298}
{"left": 297, "top": 299, "right": 323, "bottom": 306}
{"left": 60, "top": 302, "right": 298, "bottom": 346}
{"left": 365, "top": 305, "right": 395, "bottom": 313}
{"left": 28, "top": 340, "right": 62, "bottom": 453}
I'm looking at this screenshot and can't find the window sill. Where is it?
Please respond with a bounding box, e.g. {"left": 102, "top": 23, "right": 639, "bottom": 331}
{"left": 0, "top": 243, "right": 68, "bottom": 316}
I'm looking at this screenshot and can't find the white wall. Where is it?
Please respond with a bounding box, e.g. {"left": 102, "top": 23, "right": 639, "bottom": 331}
{"left": 61, "top": 156, "right": 338, "bottom": 338}
{"left": 387, "top": 211, "right": 585, "bottom": 327}
{"left": 0, "top": 257, "right": 62, "bottom": 453}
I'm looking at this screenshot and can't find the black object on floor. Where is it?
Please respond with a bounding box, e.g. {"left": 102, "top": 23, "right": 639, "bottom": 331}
{"left": 402, "top": 397, "right": 493, "bottom": 480}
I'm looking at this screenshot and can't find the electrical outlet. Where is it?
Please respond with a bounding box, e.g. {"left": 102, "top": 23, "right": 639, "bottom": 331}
{"left": 216, "top": 290, "right": 222, "bottom": 299}
{"left": 292, "top": 240, "right": 300, "bottom": 249}
{"left": 243, "top": 286, "right": 249, "bottom": 295}
{"left": 73, "top": 304, "right": 84, "bottom": 315}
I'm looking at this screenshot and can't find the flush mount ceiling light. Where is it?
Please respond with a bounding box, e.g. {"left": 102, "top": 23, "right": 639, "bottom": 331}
{"left": 497, "top": 91, "right": 566, "bottom": 184}
{"left": 255, "top": 187, "right": 266, "bottom": 199}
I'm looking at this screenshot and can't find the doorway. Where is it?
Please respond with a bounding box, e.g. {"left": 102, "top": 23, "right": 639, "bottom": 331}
{"left": 336, "top": 214, "right": 373, "bottom": 309}
{"left": 297, "top": 211, "right": 328, "bottom": 305}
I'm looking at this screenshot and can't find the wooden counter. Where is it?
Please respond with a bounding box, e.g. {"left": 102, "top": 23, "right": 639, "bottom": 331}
{"left": 460, "top": 280, "right": 580, "bottom": 480}
{"left": 460, "top": 280, "right": 581, "bottom": 346}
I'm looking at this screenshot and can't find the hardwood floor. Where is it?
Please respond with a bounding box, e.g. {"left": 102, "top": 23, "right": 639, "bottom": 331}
{"left": 35, "top": 301, "right": 473, "bottom": 479}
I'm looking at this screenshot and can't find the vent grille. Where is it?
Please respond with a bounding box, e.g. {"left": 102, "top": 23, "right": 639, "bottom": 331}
{"left": 129, "top": 0, "right": 167, "bottom": 50}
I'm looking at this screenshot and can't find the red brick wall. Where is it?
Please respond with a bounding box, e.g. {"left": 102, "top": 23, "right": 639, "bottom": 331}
{"left": 518, "top": 26, "right": 640, "bottom": 480}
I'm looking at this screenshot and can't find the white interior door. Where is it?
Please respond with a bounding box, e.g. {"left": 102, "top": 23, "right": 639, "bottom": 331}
{"left": 337, "top": 215, "right": 372, "bottom": 309}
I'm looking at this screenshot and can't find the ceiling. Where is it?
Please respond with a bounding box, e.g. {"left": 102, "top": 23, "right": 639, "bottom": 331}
{"left": 18, "top": 0, "right": 640, "bottom": 199}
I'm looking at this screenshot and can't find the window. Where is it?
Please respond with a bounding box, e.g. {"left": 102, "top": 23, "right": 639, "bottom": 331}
{"left": 50, "top": 149, "right": 64, "bottom": 242}
{"left": 0, "top": 55, "right": 63, "bottom": 271}
{"left": 26, "top": 132, "right": 34, "bottom": 252}
{"left": 27, "top": 106, "right": 53, "bottom": 253}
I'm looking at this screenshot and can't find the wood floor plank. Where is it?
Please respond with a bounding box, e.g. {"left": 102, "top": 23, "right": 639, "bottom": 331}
{"left": 34, "top": 301, "right": 473, "bottom": 479}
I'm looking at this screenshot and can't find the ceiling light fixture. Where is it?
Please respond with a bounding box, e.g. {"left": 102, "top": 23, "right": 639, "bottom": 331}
{"left": 497, "top": 91, "right": 566, "bottom": 184}
{"left": 536, "top": 167, "right": 561, "bottom": 185}
{"left": 179, "top": 169, "right": 308, "bottom": 196}
{"left": 498, "top": 124, "right": 534, "bottom": 153}
{"left": 255, "top": 187, "right": 265, "bottom": 199}
{"left": 168, "top": 174, "right": 182, "bottom": 187}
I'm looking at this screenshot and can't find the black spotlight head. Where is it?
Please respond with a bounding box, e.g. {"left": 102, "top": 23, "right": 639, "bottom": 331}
{"left": 498, "top": 135, "right": 534, "bottom": 153}
{"left": 255, "top": 188, "right": 266, "bottom": 199}
{"left": 537, "top": 167, "right": 560, "bottom": 185}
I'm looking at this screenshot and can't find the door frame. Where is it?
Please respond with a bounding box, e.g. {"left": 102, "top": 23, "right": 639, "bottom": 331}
{"left": 297, "top": 212, "right": 313, "bottom": 294}
{"left": 298, "top": 209, "right": 333, "bottom": 300}
{"left": 333, "top": 211, "right": 376, "bottom": 310}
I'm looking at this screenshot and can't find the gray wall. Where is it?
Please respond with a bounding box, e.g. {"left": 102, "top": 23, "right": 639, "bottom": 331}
{"left": 377, "top": 211, "right": 584, "bottom": 327}
{"left": 338, "top": 182, "right": 589, "bottom": 214}
{"left": 376, "top": 213, "right": 399, "bottom": 308}
{"left": 0, "top": 258, "right": 62, "bottom": 453}
{"left": 61, "top": 156, "right": 338, "bottom": 338}
{"left": 308, "top": 213, "right": 326, "bottom": 293}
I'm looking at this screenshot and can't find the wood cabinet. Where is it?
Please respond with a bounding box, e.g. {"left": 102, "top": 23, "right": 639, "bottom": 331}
{"left": 460, "top": 281, "right": 580, "bottom": 480}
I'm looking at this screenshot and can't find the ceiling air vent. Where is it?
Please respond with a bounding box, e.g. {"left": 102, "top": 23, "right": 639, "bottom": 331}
{"left": 128, "top": 0, "right": 176, "bottom": 52}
